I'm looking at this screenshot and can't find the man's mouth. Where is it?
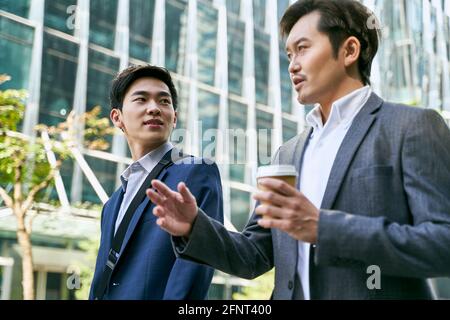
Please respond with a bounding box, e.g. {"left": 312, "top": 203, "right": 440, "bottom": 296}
{"left": 292, "top": 75, "right": 306, "bottom": 88}
{"left": 143, "top": 119, "right": 164, "bottom": 127}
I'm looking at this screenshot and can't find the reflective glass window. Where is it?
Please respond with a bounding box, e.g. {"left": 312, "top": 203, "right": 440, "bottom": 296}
{"left": 89, "top": 0, "right": 118, "bottom": 50}
{"left": 254, "top": 29, "right": 270, "bottom": 105}
{"left": 253, "top": 0, "right": 266, "bottom": 29}
{"left": 282, "top": 117, "right": 298, "bottom": 143}
{"left": 39, "top": 32, "right": 79, "bottom": 127}
{"left": 225, "top": 0, "right": 240, "bottom": 16}
{"left": 197, "top": 1, "right": 218, "bottom": 86}
{"left": 227, "top": 15, "right": 245, "bottom": 96}
{"left": 129, "top": 0, "right": 155, "bottom": 62}
{"left": 230, "top": 188, "right": 250, "bottom": 232}
{"left": 228, "top": 99, "right": 247, "bottom": 183}
{"left": 198, "top": 88, "right": 219, "bottom": 160}
{"left": 165, "top": 0, "right": 188, "bottom": 73}
{"left": 0, "top": 15, "right": 33, "bottom": 90}
{"left": 44, "top": 0, "right": 75, "bottom": 35}
{"left": 0, "top": 0, "right": 30, "bottom": 18}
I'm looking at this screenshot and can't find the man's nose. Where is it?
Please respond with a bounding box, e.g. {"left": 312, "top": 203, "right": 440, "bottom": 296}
{"left": 146, "top": 101, "right": 161, "bottom": 114}
{"left": 288, "top": 56, "right": 301, "bottom": 74}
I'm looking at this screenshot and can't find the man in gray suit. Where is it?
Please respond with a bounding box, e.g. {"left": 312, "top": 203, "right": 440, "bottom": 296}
{"left": 147, "top": 0, "right": 450, "bottom": 299}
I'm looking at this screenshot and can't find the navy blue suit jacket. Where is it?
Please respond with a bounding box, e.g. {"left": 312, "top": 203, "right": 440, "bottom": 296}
{"left": 89, "top": 156, "right": 223, "bottom": 300}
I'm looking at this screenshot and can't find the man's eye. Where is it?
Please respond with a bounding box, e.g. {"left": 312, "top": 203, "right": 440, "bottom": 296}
{"left": 160, "top": 99, "right": 171, "bottom": 104}
{"left": 134, "top": 97, "right": 145, "bottom": 102}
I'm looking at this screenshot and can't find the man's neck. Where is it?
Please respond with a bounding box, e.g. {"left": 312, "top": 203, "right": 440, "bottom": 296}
{"left": 319, "top": 80, "right": 365, "bottom": 124}
{"left": 129, "top": 141, "right": 167, "bottom": 162}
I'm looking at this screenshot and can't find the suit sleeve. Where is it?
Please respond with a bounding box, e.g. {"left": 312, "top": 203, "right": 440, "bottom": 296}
{"left": 316, "top": 109, "right": 450, "bottom": 278}
{"left": 163, "top": 161, "right": 223, "bottom": 299}
{"left": 171, "top": 152, "right": 279, "bottom": 280}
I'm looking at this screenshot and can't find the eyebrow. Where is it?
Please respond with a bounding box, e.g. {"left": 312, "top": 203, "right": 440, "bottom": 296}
{"left": 285, "top": 37, "right": 311, "bottom": 52}
{"left": 130, "top": 90, "right": 172, "bottom": 99}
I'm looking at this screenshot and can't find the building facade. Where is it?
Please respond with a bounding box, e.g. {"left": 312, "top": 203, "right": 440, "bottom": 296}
{"left": 0, "top": 0, "right": 449, "bottom": 299}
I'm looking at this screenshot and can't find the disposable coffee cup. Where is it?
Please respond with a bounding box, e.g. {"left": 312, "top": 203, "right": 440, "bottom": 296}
{"left": 256, "top": 165, "right": 298, "bottom": 218}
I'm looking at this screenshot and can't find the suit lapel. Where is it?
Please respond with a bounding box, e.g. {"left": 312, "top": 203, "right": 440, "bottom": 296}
{"left": 320, "top": 93, "right": 383, "bottom": 210}
{"left": 115, "top": 169, "right": 169, "bottom": 265}
{"left": 105, "top": 188, "right": 124, "bottom": 249}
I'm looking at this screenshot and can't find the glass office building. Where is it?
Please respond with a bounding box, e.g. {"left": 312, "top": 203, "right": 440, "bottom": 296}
{"left": 0, "top": 0, "right": 449, "bottom": 299}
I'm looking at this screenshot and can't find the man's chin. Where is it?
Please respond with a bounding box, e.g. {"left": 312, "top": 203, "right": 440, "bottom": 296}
{"left": 296, "top": 91, "right": 317, "bottom": 106}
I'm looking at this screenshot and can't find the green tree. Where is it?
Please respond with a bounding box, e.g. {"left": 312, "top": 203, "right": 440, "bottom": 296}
{"left": 0, "top": 75, "right": 113, "bottom": 299}
{"left": 232, "top": 269, "right": 275, "bottom": 300}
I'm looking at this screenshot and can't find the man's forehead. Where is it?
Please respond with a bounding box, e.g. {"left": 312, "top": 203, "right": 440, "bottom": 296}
{"left": 285, "top": 12, "right": 322, "bottom": 50}
{"left": 128, "top": 77, "right": 170, "bottom": 91}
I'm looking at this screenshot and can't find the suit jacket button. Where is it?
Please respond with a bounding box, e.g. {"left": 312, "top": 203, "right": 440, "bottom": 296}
{"left": 288, "top": 280, "right": 294, "bottom": 290}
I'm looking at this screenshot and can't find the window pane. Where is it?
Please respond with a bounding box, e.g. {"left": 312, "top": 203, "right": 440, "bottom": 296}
{"left": 170, "top": 79, "right": 189, "bottom": 149}
{"left": 89, "top": 0, "right": 118, "bottom": 50}
{"left": 228, "top": 99, "right": 247, "bottom": 183}
{"left": 0, "top": 15, "right": 33, "bottom": 90}
{"left": 256, "top": 109, "right": 273, "bottom": 166}
{"left": 165, "top": 0, "right": 188, "bottom": 73}
{"left": 282, "top": 117, "right": 298, "bottom": 143}
{"left": 197, "top": 1, "right": 217, "bottom": 86}
{"left": 253, "top": 0, "right": 266, "bottom": 29}
{"left": 82, "top": 156, "right": 117, "bottom": 203}
{"left": 87, "top": 47, "right": 119, "bottom": 156}
{"left": 44, "top": 0, "right": 75, "bottom": 35}
{"left": 45, "top": 272, "right": 62, "bottom": 300}
{"left": 198, "top": 88, "right": 219, "bottom": 160}
{"left": 254, "top": 29, "right": 270, "bottom": 106}
{"left": 227, "top": 15, "right": 245, "bottom": 96}
{"left": 445, "top": 15, "right": 450, "bottom": 61}
{"left": 230, "top": 188, "right": 250, "bottom": 232}
{"left": 129, "top": 0, "right": 155, "bottom": 62}
{"left": 279, "top": 54, "right": 292, "bottom": 114}
{"left": 225, "top": 0, "right": 240, "bottom": 16}
{"left": 0, "top": 0, "right": 30, "bottom": 18}
{"left": 39, "top": 32, "right": 79, "bottom": 127}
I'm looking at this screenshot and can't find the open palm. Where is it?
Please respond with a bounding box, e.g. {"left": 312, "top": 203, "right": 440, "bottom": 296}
{"left": 146, "top": 180, "right": 198, "bottom": 237}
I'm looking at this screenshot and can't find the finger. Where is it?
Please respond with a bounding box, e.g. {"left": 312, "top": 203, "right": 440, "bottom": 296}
{"left": 153, "top": 205, "right": 166, "bottom": 218}
{"left": 255, "top": 204, "right": 285, "bottom": 219}
{"left": 151, "top": 179, "right": 176, "bottom": 199}
{"left": 253, "top": 191, "right": 286, "bottom": 207}
{"left": 258, "top": 178, "right": 297, "bottom": 197}
{"left": 147, "top": 188, "right": 166, "bottom": 206}
{"left": 257, "top": 217, "right": 291, "bottom": 230}
{"left": 177, "top": 182, "right": 196, "bottom": 204}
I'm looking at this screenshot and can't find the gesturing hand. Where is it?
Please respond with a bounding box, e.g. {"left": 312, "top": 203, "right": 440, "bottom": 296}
{"left": 146, "top": 180, "right": 198, "bottom": 238}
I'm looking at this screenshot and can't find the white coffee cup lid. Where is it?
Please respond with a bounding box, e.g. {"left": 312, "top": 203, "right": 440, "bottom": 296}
{"left": 256, "top": 165, "right": 298, "bottom": 179}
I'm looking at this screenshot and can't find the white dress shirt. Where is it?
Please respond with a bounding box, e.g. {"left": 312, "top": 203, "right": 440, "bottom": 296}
{"left": 297, "top": 86, "right": 372, "bottom": 299}
{"left": 114, "top": 142, "right": 174, "bottom": 234}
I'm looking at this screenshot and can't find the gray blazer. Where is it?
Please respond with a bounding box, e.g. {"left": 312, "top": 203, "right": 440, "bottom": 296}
{"left": 174, "top": 93, "right": 450, "bottom": 299}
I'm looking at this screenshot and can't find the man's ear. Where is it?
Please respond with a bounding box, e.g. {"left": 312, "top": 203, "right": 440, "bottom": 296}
{"left": 110, "top": 108, "right": 124, "bottom": 131}
{"left": 173, "top": 111, "right": 177, "bottom": 129}
{"left": 343, "top": 36, "right": 361, "bottom": 68}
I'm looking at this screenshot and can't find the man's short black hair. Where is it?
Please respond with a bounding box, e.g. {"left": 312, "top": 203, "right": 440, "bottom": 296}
{"left": 110, "top": 64, "right": 178, "bottom": 110}
{"left": 280, "top": 0, "right": 381, "bottom": 85}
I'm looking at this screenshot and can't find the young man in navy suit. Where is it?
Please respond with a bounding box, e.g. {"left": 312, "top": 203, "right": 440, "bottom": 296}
{"left": 89, "top": 65, "right": 223, "bottom": 300}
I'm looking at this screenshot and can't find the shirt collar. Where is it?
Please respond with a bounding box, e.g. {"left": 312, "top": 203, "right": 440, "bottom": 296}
{"left": 306, "top": 86, "right": 372, "bottom": 133}
{"left": 120, "top": 142, "right": 174, "bottom": 192}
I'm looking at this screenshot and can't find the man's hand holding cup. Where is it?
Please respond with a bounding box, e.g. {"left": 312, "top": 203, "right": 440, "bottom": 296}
{"left": 253, "top": 165, "right": 320, "bottom": 244}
